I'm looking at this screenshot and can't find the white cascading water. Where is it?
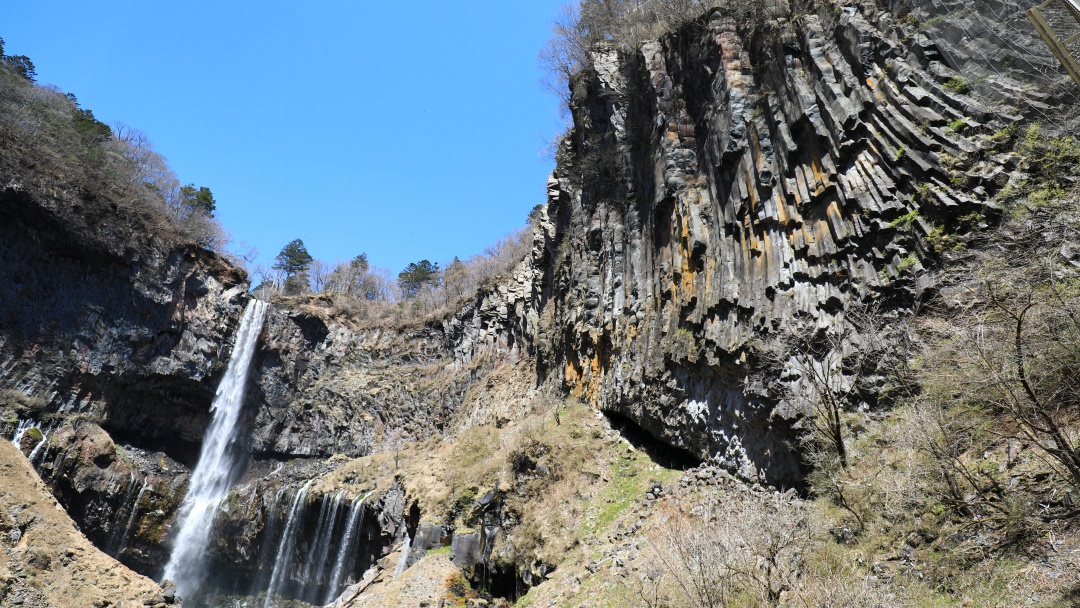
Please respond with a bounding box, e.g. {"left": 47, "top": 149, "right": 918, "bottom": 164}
{"left": 393, "top": 532, "right": 412, "bottom": 578}
{"left": 324, "top": 490, "right": 372, "bottom": 604}
{"left": 263, "top": 480, "right": 313, "bottom": 608}
{"left": 162, "top": 299, "right": 268, "bottom": 595}
{"left": 10, "top": 419, "right": 33, "bottom": 446}
{"left": 113, "top": 477, "right": 151, "bottom": 556}
{"left": 298, "top": 490, "right": 345, "bottom": 601}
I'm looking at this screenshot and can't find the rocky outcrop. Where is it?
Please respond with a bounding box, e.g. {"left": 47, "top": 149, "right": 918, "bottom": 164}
{"left": 0, "top": 183, "right": 251, "bottom": 580}
{"left": 0, "top": 439, "right": 177, "bottom": 607}
{"left": 530, "top": 0, "right": 1074, "bottom": 484}
{"left": 0, "top": 186, "right": 249, "bottom": 465}
{"left": 0, "top": 177, "right": 549, "bottom": 590}
{"left": 246, "top": 239, "right": 549, "bottom": 460}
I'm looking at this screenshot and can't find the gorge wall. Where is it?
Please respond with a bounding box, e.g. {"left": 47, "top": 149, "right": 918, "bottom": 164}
{"left": 535, "top": 0, "right": 1072, "bottom": 484}
{"left": 2, "top": 0, "right": 1077, "bottom": 604}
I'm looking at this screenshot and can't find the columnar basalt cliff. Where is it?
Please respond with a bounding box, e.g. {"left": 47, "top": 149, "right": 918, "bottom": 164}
{"left": 0, "top": 186, "right": 249, "bottom": 460}
{"left": 532, "top": 0, "right": 1072, "bottom": 484}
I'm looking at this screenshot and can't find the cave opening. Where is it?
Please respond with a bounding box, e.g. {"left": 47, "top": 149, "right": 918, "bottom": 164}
{"left": 603, "top": 410, "right": 702, "bottom": 470}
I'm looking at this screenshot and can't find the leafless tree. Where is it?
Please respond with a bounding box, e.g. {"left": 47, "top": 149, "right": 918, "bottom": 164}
{"left": 759, "top": 302, "right": 898, "bottom": 470}
{"left": 937, "top": 259, "right": 1080, "bottom": 491}
{"left": 308, "top": 259, "right": 330, "bottom": 294}
{"left": 648, "top": 489, "right": 808, "bottom": 607}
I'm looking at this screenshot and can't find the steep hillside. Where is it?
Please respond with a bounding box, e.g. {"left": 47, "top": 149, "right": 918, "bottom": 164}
{"left": 0, "top": 440, "right": 175, "bottom": 607}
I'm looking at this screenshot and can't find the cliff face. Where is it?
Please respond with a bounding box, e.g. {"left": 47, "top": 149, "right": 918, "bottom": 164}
{"left": 245, "top": 261, "right": 542, "bottom": 460}
{"left": 0, "top": 440, "right": 177, "bottom": 608}
{"left": 0, "top": 174, "right": 546, "bottom": 583}
{"left": 532, "top": 0, "right": 1071, "bottom": 484}
{"left": 0, "top": 186, "right": 249, "bottom": 463}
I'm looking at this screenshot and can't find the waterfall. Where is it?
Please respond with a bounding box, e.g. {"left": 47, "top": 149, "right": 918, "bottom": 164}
{"left": 257, "top": 486, "right": 375, "bottom": 606}
{"left": 162, "top": 299, "right": 268, "bottom": 596}
{"left": 107, "top": 474, "right": 139, "bottom": 554}
{"left": 298, "top": 490, "right": 345, "bottom": 601}
{"left": 393, "top": 532, "right": 412, "bottom": 578}
{"left": 324, "top": 491, "right": 372, "bottom": 605}
{"left": 27, "top": 423, "right": 55, "bottom": 466}
{"left": 113, "top": 477, "right": 151, "bottom": 556}
{"left": 263, "top": 480, "right": 313, "bottom": 608}
{"left": 10, "top": 419, "right": 33, "bottom": 447}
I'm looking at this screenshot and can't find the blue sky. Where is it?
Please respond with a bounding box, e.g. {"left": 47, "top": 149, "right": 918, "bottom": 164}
{"left": 3, "top": 1, "right": 569, "bottom": 276}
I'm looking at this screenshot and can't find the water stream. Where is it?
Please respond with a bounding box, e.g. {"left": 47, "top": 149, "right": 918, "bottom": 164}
{"left": 162, "top": 298, "right": 268, "bottom": 595}
{"left": 263, "top": 480, "right": 313, "bottom": 608}
{"left": 259, "top": 485, "right": 375, "bottom": 606}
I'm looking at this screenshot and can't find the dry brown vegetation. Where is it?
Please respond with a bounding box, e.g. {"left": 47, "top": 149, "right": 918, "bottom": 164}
{"left": 0, "top": 60, "right": 228, "bottom": 251}
{"left": 0, "top": 441, "right": 168, "bottom": 607}
{"left": 258, "top": 224, "right": 535, "bottom": 329}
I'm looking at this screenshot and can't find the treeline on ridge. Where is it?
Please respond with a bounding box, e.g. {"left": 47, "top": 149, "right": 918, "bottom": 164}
{"left": 0, "top": 35, "right": 541, "bottom": 325}
{"left": 0, "top": 37, "right": 226, "bottom": 250}
{"left": 253, "top": 215, "right": 537, "bottom": 323}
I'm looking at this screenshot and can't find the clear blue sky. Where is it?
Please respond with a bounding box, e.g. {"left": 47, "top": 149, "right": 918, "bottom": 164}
{"left": 3, "top": 1, "right": 569, "bottom": 277}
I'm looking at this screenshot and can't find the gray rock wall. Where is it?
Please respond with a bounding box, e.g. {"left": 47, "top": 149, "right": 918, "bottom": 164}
{"left": 530, "top": 0, "right": 1071, "bottom": 484}
{"left": 0, "top": 187, "right": 249, "bottom": 462}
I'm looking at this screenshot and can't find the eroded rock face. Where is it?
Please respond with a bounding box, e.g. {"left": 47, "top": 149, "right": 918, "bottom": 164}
{"left": 17, "top": 421, "right": 191, "bottom": 577}
{"left": 0, "top": 185, "right": 250, "bottom": 579}
{"left": 530, "top": 0, "right": 1071, "bottom": 484}
{"left": 0, "top": 187, "right": 249, "bottom": 465}
{"left": 244, "top": 234, "right": 550, "bottom": 460}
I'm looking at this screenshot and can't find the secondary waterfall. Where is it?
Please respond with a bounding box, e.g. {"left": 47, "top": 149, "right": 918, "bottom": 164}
{"left": 260, "top": 486, "right": 373, "bottom": 606}
{"left": 263, "top": 480, "right": 313, "bottom": 608}
{"left": 325, "top": 491, "right": 372, "bottom": 604}
{"left": 162, "top": 298, "right": 268, "bottom": 595}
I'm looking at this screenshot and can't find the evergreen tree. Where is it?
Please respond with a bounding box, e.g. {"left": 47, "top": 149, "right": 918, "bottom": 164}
{"left": 0, "top": 40, "right": 37, "bottom": 82}
{"left": 6, "top": 55, "right": 36, "bottom": 81}
{"left": 274, "top": 239, "right": 314, "bottom": 295}
{"left": 350, "top": 253, "right": 369, "bottom": 274}
{"left": 179, "top": 184, "right": 216, "bottom": 216}
{"left": 398, "top": 259, "right": 440, "bottom": 299}
{"left": 65, "top": 94, "right": 111, "bottom": 144}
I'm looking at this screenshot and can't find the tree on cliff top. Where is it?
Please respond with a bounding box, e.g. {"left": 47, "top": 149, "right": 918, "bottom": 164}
{"left": 0, "top": 36, "right": 37, "bottom": 82}
{"left": 274, "top": 238, "right": 313, "bottom": 295}
{"left": 179, "top": 184, "right": 216, "bottom": 217}
{"left": 398, "top": 259, "right": 440, "bottom": 299}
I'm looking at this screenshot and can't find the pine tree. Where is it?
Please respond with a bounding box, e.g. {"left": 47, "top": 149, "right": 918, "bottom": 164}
{"left": 274, "top": 239, "right": 314, "bottom": 295}
{"left": 398, "top": 260, "right": 440, "bottom": 299}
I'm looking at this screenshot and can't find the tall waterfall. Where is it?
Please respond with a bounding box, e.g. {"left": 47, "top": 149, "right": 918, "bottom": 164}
{"left": 163, "top": 299, "right": 268, "bottom": 595}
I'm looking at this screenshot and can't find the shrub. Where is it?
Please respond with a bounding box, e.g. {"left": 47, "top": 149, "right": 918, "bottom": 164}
{"left": 942, "top": 77, "right": 969, "bottom": 94}
{"left": 647, "top": 489, "right": 809, "bottom": 607}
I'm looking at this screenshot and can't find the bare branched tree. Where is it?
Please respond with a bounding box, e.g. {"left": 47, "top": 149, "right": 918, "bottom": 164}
{"left": 944, "top": 260, "right": 1080, "bottom": 491}
{"left": 759, "top": 301, "right": 899, "bottom": 470}
{"left": 648, "top": 490, "right": 808, "bottom": 607}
